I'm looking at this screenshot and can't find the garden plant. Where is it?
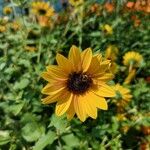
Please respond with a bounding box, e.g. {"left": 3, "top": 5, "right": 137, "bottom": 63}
{"left": 0, "top": 0, "right": 150, "bottom": 149}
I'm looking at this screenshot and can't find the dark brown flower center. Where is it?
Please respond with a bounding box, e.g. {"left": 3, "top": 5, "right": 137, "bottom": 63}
{"left": 67, "top": 72, "right": 92, "bottom": 94}
{"left": 38, "top": 9, "right": 46, "bottom": 15}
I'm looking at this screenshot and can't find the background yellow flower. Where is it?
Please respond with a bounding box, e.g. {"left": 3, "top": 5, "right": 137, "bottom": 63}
{"left": 101, "top": 24, "right": 113, "bottom": 34}
{"left": 31, "top": 1, "right": 54, "bottom": 17}
{"left": 123, "top": 51, "right": 143, "bottom": 68}
{"left": 0, "top": 25, "right": 6, "bottom": 33}
{"left": 3, "top": 7, "right": 12, "bottom": 15}
{"left": 112, "top": 84, "right": 132, "bottom": 109}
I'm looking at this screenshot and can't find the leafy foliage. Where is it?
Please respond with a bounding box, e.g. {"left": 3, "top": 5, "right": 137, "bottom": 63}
{"left": 0, "top": 0, "right": 150, "bottom": 149}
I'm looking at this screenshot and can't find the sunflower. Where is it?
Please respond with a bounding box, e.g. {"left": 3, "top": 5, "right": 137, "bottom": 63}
{"left": 101, "top": 24, "right": 113, "bottom": 35}
{"left": 123, "top": 51, "right": 143, "bottom": 69}
{"left": 31, "top": 1, "right": 54, "bottom": 17}
{"left": 41, "top": 45, "right": 115, "bottom": 122}
{"left": 69, "top": 0, "right": 84, "bottom": 7}
{"left": 112, "top": 84, "right": 132, "bottom": 109}
{"left": 3, "top": 7, "right": 12, "bottom": 15}
{"left": 0, "top": 25, "right": 6, "bottom": 33}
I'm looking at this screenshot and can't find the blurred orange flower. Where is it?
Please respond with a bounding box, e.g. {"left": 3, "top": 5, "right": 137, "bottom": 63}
{"left": 126, "top": 1, "right": 135, "bottom": 9}
{"left": 90, "top": 3, "right": 101, "bottom": 15}
{"left": 104, "top": 2, "right": 114, "bottom": 13}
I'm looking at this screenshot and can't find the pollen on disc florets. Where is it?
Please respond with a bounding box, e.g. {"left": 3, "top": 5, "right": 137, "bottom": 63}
{"left": 67, "top": 72, "right": 92, "bottom": 94}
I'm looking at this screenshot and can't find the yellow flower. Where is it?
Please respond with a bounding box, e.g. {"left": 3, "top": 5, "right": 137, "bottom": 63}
{"left": 41, "top": 45, "right": 115, "bottom": 122}
{"left": 105, "top": 45, "right": 118, "bottom": 61}
{"left": 123, "top": 51, "right": 143, "bottom": 68}
{"left": 31, "top": 1, "right": 54, "bottom": 17}
{"left": 69, "top": 0, "right": 84, "bottom": 7}
{"left": 3, "top": 7, "right": 12, "bottom": 15}
{"left": 112, "top": 84, "right": 132, "bottom": 108}
{"left": 0, "top": 25, "right": 6, "bottom": 33}
{"left": 116, "top": 113, "right": 126, "bottom": 121}
{"left": 102, "top": 24, "right": 113, "bottom": 35}
{"left": 10, "top": 22, "right": 20, "bottom": 31}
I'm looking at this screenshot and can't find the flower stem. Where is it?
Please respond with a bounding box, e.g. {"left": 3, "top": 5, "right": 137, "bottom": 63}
{"left": 37, "top": 31, "right": 43, "bottom": 63}
{"left": 10, "top": 0, "right": 17, "bottom": 19}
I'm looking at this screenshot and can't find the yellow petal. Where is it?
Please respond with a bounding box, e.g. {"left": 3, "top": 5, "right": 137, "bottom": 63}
{"left": 87, "top": 55, "right": 101, "bottom": 75}
{"left": 68, "top": 45, "right": 81, "bottom": 72}
{"left": 120, "top": 88, "right": 130, "bottom": 94}
{"left": 41, "top": 72, "right": 58, "bottom": 82}
{"left": 100, "top": 60, "right": 111, "bottom": 66}
{"left": 122, "top": 95, "right": 132, "bottom": 99}
{"left": 46, "top": 65, "right": 67, "bottom": 75}
{"left": 56, "top": 53, "right": 73, "bottom": 73}
{"left": 42, "top": 83, "right": 65, "bottom": 95}
{"left": 96, "top": 73, "right": 114, "bottom": 81}
{"left": 42, "top": 95, "right": 57, "bottom": 104}
{"left": 84, "top": 98, "right": 97, "bottom": 119}
{"left": 81, "top": 48, "right": 92, "bottom": 72}
{"left": 87, "top": 91, "right": 108, "bottom": 110}
{"left": 93, "top": 83, "right": 115, "bottom": 97}
{"left": 95, "top": 54, "right": 103, "bottom": 62}
{"left": 66, "top": 99, "right": 75, "bottom": 120}
{"left": 99, "top": 60, "right": 111, "bottom": 72}
{"left": 46, "top": 65, "right": 68, "bottom": 80}
{"left": 55, "top": 93, "right": 73, "bottom": 116}
{"left": 91, "top": 60, "right": 111, "bottom": 77}
{"left": 74, "top": 95, "right": 86, "bottom": 122}
{"left": 41, "top": 88, "right": 66, "bottom": 104}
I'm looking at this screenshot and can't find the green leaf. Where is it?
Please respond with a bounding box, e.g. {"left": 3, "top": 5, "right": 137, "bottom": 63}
{"left": 9, "top": 102, "right": 24, "bottom": 116}
{"left": 0, "top": 131, "right": 11, "bottom": 146}
{"left": 62, "top": 133, "right": 79, "bottom": 147}
{"left": 33, "top": 131, "right": 57, "bottom": 150}
{"left": 49, "top": 114, "right": 68, "bottom": 133}
{"left": 18, "top": 59, "right": 31, "bottom": 68}
{"left": 14, "top": 78, "right": 30, "bottom": 90}
{"left": 90, "top": 32, "right": 100, "bottom": 37}
{"left": 21, "top": 122, "right": 45, "bottom": 142}
{"left": 0, "top": 63, "right": 6, "bottom": 70}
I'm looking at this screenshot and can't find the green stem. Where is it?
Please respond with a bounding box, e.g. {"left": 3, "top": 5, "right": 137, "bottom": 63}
{"left": 10, "top": 0, "right": 17, "bottom": 19}
{"left": 37, "top": 30, "right": 43, "bottom": 63}
{"left": 78, "top": 6, "right": 83, "bottom": 48}
{"left": 56, "top": 130, "right": 63, "bottom": 150}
